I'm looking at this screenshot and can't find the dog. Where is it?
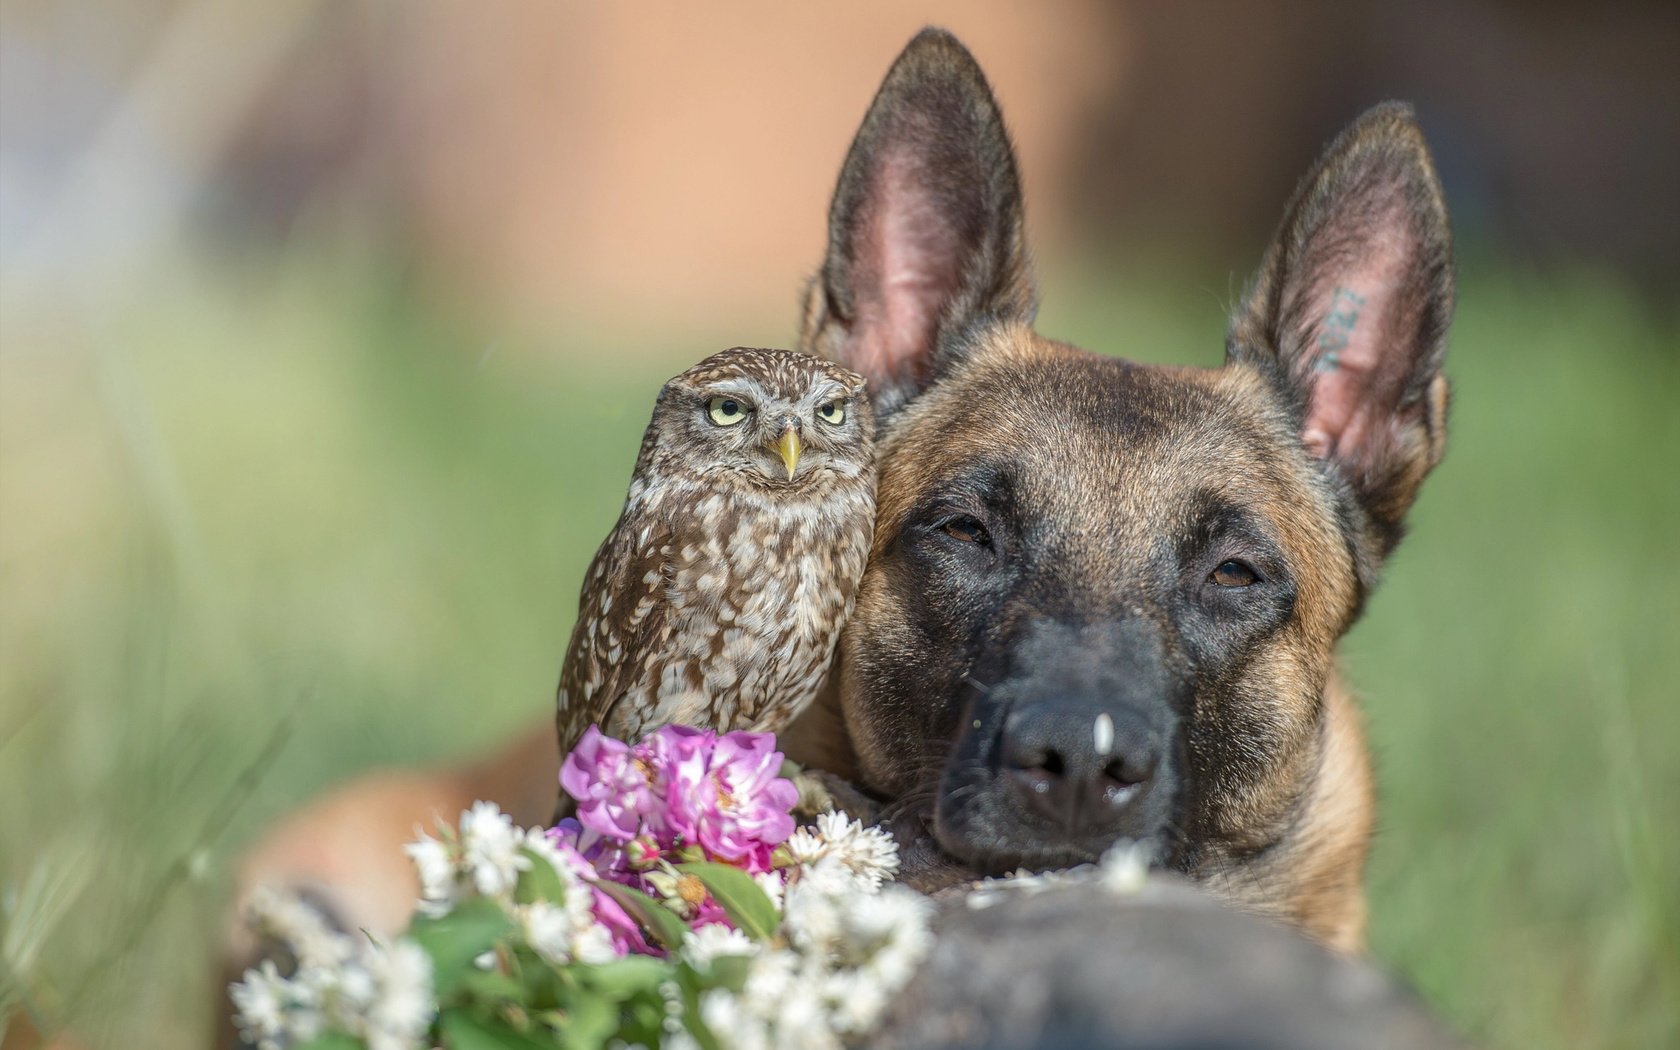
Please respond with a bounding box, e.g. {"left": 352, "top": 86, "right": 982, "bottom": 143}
{"left": 221, "top": 26, "right": 1452, "bottom": 1023}
{"left": 784, "top": 28, "right": 1453, "bottom": 954}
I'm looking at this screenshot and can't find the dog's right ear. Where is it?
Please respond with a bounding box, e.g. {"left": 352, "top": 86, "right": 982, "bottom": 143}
{"left": 800, "top": 28, "right": 1036, "bottom": 415}
{"left": 1228, "top": 102, "right": 1455, "bottom": 566}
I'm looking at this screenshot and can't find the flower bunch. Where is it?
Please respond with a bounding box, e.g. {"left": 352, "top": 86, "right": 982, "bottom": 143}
{"left": 230, "top": 726, "right": 929, "bottom": 1050}
{"left": 551, "top": 725, "right": 805, "bottom": 953}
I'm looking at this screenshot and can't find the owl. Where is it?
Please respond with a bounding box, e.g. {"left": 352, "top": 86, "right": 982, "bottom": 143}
{"left": 555, "top": 347, "right": 876, "bottom": 762}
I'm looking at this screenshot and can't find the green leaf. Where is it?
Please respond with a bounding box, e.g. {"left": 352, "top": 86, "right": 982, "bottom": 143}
{"left": 675, "top": 862, "right": 779, "bottom": 941}
{"left": 408, "top": 897, "right": 516, "bottom": 1000}
{"left": 556, "top": 993, "right": 617, "bottom": 1050}
{"left": 515, "top": 846, "right": 571, "bottom": 906}
{"left": 293, "top": 1035, "right": 365, "bottom": 1050}
{"left": 701, "top": 953, "right": 752, "bottom": 991}
{"left": 458, "top": 967, "right": 525, "bottom": 1003}
{"left": 438, "top": 1008, "right": 553, "bottom": 1050}
{"left": 597, "top": 881, "right": 689, "bottom": 950}
{"left": 577, "top": 955, "right": 670, "bottom": 999}
{"left": 673, "top": 966, "right": 722, "bottom": 1050}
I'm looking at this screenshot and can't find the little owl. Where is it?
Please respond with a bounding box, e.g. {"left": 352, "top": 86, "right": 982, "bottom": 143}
{"left": 554, "top": 347, "right": 876, "bottom": 766}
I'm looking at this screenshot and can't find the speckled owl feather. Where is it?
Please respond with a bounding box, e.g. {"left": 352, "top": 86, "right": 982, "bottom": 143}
{"left": 555, "top": 348, "right": 876, "bottom": 760}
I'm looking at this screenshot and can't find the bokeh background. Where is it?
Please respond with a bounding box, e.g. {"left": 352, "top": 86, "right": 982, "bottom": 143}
{"left": 2, "top": 2, "right": 1675, "bottom": 1047}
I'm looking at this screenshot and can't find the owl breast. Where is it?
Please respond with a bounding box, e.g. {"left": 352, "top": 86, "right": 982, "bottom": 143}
{"left": 653, "top": 481, "right": 873, "bottom": 732}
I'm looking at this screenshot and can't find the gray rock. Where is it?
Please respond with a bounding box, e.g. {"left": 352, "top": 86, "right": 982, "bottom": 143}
{"left": 870, "top": 877, "right": 1458, "bottom": 1050}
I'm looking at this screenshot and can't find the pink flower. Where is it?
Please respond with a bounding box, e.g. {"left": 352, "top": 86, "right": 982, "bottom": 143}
{"left": 639, "top": 725, "right": 714, "bottom": 844}
{"left": 560, "top": 727, "right": 654, "bottom": 840}
{"left": 549, "top": 723, "right": 803, "bottom": 958}
{"left": 589, "top": 884, "right": 652, "bottom": 957}
{"left": 680, "top": 731, "right": 799, "bottom": 862}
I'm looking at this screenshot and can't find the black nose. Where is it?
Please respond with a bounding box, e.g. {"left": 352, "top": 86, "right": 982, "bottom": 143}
{"left": 1001, "top": 702, "right": 1160, "bottom": 832}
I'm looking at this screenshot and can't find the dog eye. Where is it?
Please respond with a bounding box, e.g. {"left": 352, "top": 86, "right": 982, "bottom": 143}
{"left": 1209, "top": 560, "right": 1260, "bottom": 587}
{"left": 942, "top": 517, "right": 990, "bottom": 546}
{"left": 817, "top": 400, "right": 846, "bottom": 425}
{"left": 706, "top": 396, "right": 750, "bottom": 426}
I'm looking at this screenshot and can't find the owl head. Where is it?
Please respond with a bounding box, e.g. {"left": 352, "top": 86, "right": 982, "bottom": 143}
{"left": 654, "top": 348, "right": 873, "bottom": 486}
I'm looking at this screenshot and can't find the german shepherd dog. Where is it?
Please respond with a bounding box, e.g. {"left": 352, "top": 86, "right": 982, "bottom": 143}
{"left": 786, "top": 28, "right": 1454, "bottom": 954}
{"left": 221, "top": 29, "right": 1453, "bottom": 1024}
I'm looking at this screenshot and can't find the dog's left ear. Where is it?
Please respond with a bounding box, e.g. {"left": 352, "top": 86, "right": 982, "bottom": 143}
{"left": 1229, "top": 102, "right": 1454, "bottom": 559}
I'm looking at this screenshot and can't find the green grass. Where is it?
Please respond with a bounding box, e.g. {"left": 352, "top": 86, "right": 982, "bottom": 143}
{"left": 1, "top": 252, "right": 1674, "bottom": 1048}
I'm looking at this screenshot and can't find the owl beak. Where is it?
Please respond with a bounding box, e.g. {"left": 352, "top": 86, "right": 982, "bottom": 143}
{"left": 775, "top": 426, "right": 803, "bottom": 479}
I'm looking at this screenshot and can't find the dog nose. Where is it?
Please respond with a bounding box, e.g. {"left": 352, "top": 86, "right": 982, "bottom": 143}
{"left": 1001, "top": 704, "right": 1160, "bottom": 831}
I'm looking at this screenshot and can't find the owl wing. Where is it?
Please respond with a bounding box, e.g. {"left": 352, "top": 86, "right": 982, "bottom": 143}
{"left": 555, "top": 510, "right": 685, "bottom": 750}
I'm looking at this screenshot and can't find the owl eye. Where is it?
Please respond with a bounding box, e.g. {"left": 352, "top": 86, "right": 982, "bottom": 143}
{"left": 706, "top": 396, "right": 750, "bottom": 426}
{"left": 817, "top": 400, "right": 846, "bottom": 425}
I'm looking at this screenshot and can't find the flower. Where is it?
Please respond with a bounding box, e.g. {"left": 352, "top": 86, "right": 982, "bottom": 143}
{"left": 782, "top": 827, "right": 827, "bottom": 867}
{"left": 700, "top": 988, "right": 773, "bottom": 1050}
{"left": 680, "top": 923, "right": 758, "bottom": 970}
{"left": 792, "top": 806, "right": 900, "bottom": 887}
{"left": 359, "top": 939, "right": 434, "bottom": 1050}
{"left": 672, "top": 731, "right": 798, "bottom": 862}
{"left": 590, "top": 882, "right": 652, "bottom": 957}
{"left": 404, "top": 831, "right": 459, "bottom": 917}
{"left": 840, "top": 885, "right": 933, "bottom": 989}
{"left": 244, "top": 886, "right": 356, "bottom": 970}
{"left": 229, "top": 960, "right": 287, "bottom": 1047}
{"left": 1098, "top": 839, "right": 1150, "bottom": 896}
{"left": 404, "top": 832, "right": 453, "bottom": 897}
{"left": 459, "top": 801, "right": 529, "bottom": 898}
{"left": 753, "top": 870, "right": 786, "bottom": 911}
{"left": 635, "top": 724, "right": 714, "bottom": 835}
{"left": 238, "top": 725, "right": 932, "bottom": 1050}
{"left": 229, "top": 958, "right": 325, "bottom": 1050}
{"left": 561, "top": 726, "right": 656, "bottom": 840}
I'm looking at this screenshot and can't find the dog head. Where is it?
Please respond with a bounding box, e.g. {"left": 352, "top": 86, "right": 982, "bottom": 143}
{"left": 800, "top": 30, "right": 1452, "bottom": 882}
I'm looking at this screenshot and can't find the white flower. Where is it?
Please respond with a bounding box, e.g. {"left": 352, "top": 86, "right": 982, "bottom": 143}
{"left": 823, "top": 968, "right": 891, "bottom": 1035}
{"left": 459, "top": 801, "right": 529, "bottom": 898}
{"left": 753, "top": 870, "right": 785, "bottom": 911}
{"left": 768, "top": 967, "right": 841, "bottom": 1050}
{"left": 521, "top": 901, "right": 577, "bottom": 964}
{"left": 782, "top": 828, "right": 827, "bottom": 867}
{"left": 359, "top": 939, "right": 434, "bottom": 1050}
{"left": 572, "top": 920, "right": 617, "bottom": 965}
{"left": 787, "top": 811, "right": 901, "bottom": 891}
{"left": 508, "top": 830, "right": 618, "bottom": 965}
{"left": 680, "top": 923, "right": 758, "bottom": 970}
{"left": 404, "top": 830, "right": 456, "bottom": 907}
{"left": 817, "top": 812, "right": 900, "bottom": 890}
{"left": 699, "top": 988, "right": 771, "bottom": 1050}
{"left": 740, "top": 947, "right": 799, "bottom": 1003}
{"left": 844, "top": 885, "right": 932, "bottom": 990}
{"left": 244, "top": 886, "right": 355, "bottom": 970}
{"left": 1098, "top": 839, "right": 1150, "bottom": 896}
{"left": 229, "top": 960, "right": 287, "bottom": 1046}
{"left": 229, "top": 959, "right": 325, "bottom": 1050}
{"left": 779, "top": 867, "right": 847, "bottom": 953}
{"left": 334, "top": 963, "right": 377, "bottom": 1012}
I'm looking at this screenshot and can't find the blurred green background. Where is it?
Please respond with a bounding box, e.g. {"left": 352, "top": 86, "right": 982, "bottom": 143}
{"left": 2, "top": 3, "right": 1676, "bottom": 1049}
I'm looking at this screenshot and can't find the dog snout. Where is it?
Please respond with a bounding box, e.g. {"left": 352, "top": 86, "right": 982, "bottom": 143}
{"left": 1001, "top": 702, "right": 1161, "bottom": 832}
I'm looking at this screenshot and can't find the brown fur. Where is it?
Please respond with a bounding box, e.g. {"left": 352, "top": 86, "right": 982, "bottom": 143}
{"left": 217, "top": 32, "right": 1452, "bottom": 1036}
{"left": 784, "top": 29, "right": 1453, "bottom": 953}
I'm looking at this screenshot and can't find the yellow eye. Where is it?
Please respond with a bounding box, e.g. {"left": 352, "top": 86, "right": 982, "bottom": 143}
{"left": 707, "top": 396, "right": 749, "bottom": 426}
{"left": 817, "top": 400, "right": 846, "bottom": 425}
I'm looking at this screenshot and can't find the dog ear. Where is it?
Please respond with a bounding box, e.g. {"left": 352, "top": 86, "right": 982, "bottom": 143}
{"left": 800, "top": 27, "right": 1036, "bottom": 415}
{"left": 1228, "top": 102, "right": 1454, "bottom": 559}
